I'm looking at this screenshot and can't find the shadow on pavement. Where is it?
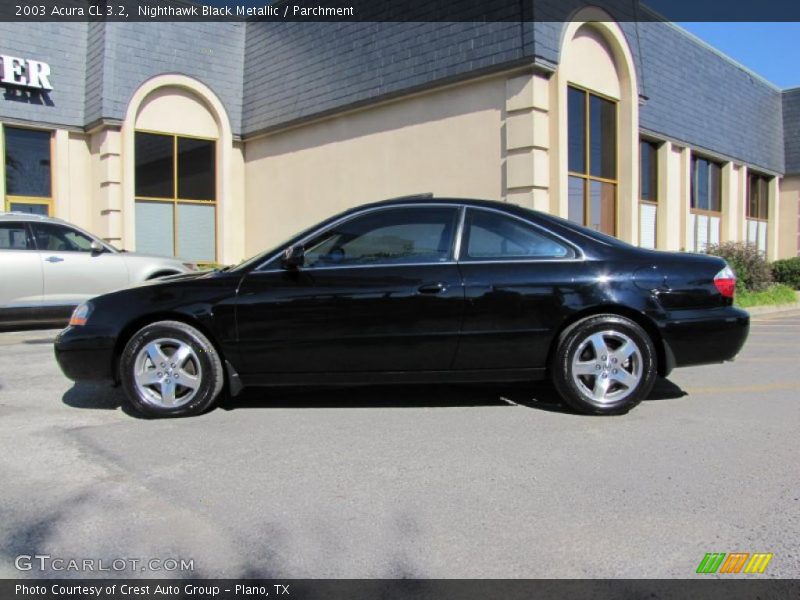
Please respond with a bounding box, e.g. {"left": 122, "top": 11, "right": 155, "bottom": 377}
{"left": 62, "top": 378, "right": 688, "bottom": 418}
{"left": 646, "top": 377, "right": 689, "bottom": 401}
{"left": 220, "top": 378, "right": 687, "bottom": 414}
{"left": 61, "top": 383, "right": 145, "bottom": 418}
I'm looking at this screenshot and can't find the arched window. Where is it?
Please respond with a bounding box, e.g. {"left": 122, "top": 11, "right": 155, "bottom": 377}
{"left": 557, "top": 13, "right": 639, "bottom": 243}
{"left": 133, "top": 87, "right": 219, "bottom": 263}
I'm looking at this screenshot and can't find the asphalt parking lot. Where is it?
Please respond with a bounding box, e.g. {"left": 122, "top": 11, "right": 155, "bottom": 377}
{"left": 0, "top": 311, "right": 798, "bottom": 579}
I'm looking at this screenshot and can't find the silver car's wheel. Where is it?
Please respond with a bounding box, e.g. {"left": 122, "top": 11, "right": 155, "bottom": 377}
{"left": 133, "top": 338, "right": 203, "bottom": 408}
{"left": 570, "top": 330, "right": 643, "bottom": 404}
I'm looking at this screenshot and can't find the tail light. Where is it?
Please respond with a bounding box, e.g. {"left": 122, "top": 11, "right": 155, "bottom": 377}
{"left": 714, "top": 265, "right": 736, "bottom": 299}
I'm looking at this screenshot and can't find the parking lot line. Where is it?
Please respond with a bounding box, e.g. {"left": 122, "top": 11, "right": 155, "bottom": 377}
{"left": 685, "top": 381, "right": 800, "bottom": 395}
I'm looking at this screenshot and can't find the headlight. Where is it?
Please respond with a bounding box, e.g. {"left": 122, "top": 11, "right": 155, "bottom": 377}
{"left": 182, "top": 262, "right": 199, "bottom": 272}
{"left": 68, "top": 302, "right": 93, "bottom": 327}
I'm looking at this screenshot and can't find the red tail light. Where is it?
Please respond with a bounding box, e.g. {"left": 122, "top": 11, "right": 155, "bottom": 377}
{"left": 714, "top": 265, "right": 736, "bottom": 298}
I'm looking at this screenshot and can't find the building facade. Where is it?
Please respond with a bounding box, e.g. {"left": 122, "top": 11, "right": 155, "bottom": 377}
{"left": 1, "top": 5, "right": 799, "bottom": 266}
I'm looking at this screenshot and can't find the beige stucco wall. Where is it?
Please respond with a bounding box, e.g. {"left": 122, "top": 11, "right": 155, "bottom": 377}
{"left": 243, "top": 76, "right": 507, "bottom": 256}
{"left": 54, "top": 131, "right": 94, "bottom": 231}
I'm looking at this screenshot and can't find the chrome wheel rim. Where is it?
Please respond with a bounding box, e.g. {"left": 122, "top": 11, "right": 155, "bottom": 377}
{"left": 133, "top": 338, "right": 202, "bottom": 408}
{"left": 571, "top": 330, "right": 643, "bottom": 405}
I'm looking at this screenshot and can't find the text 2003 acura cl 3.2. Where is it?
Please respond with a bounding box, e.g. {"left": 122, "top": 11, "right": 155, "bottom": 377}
{"left": 55, "top": 196, "right": 749, "bottom": 417}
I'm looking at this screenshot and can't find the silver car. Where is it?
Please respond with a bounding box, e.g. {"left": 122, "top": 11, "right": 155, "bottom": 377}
{"left": 0, "top": 212, "right": 194, "bottom": 329}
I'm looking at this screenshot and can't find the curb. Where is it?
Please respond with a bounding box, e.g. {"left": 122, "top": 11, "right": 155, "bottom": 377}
{"left": 744, "top": 299, "right": 800, "bottom": 317}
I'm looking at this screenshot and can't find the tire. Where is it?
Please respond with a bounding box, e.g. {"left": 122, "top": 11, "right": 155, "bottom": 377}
{"left": 551, "top": 314, "right": 657, "bottom": 415}
{"left": 119, "top": 320, "right": 224, "bottom": 418}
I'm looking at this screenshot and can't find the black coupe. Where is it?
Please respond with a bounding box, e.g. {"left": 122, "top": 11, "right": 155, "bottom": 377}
{"left": 55, "top": 196, "right": 749, "bottom": 417}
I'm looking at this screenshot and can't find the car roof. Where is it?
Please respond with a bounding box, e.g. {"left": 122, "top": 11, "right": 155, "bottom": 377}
{"left": 360, "top": 194, "right": 510, "bottom": 210}
{"left": 0, "top": 211, "right": 66, "bottom": 224}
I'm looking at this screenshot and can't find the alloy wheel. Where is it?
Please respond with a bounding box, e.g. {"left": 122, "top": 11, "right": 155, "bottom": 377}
{"left": 132, "top": 337, "right": 203, "bottom": 408}
{"left": 570, "top": 330, "right": 643, "bottom": 404}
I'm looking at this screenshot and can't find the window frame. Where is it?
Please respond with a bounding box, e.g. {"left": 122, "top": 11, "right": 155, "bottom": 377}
{"left": 457, "top": 207, "right": 577, "bottom": 263}
{"left": 29, "top": 222, "right": 99, "bottom": 253}
{"left": 690, "top": 154, "right": 723, "bottom": 216}
{"left": 259, "top": 204, "right": 461, "bottom": 272}
{"left": 567, "top": 84, "right": 619, "bottom": 236}
{"left": 134, "top": 129, "right": 218, "bottom": 263}
{"left": 2, "top": 124, "right": 54, "bottom": 216}
{"left": 300, "top": 205, "right": 461, "bottom": 269}
{"left": 639, "top": 138, "right": 660, "bottom": 249}
{"left": 688, "top": 154, "right": 724, "bottom": 253}
{"left": 746, "top": 172, "right": 770, "bottom": 222}
{"left": 745, "top": 171, "right": 770, "bottom": 254}
{"left": 0, "top": 221, "right": 36, "bottom": 251}
{"left": 255, "top": 204, "right": 583, "bottom": 272}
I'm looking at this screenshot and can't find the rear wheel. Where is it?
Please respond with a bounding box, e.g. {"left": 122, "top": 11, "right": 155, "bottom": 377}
{"left": 551, "top": 314, "right": 657, "bottom": 415}
{"left": 120, "top": 320, "right": 224, "bottom": 417}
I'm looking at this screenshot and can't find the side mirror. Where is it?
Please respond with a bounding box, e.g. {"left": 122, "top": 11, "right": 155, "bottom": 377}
{"left": 281, "top": 244, "right": 305, "bottom": 269}
{"left": 90, "top": 240, "right": 105, "bottom": 254}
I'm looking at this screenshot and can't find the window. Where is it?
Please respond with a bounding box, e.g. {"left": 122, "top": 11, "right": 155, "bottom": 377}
{"left": 746, "top": 172, "right": 770, "bottom": 254}
{"left": 567, "top": 86, "right": 617, "bottom": 236}
{"left": 747, "top": 173, "right": 769, "bottom": 221}
{"left": 3, "top": 126, "right": 52, "bottom": 215}
{"left": 639, "top": 140, "right": 659, "bottom": 249}
{"left": 690, "top": 156, "right": 722, "bottom": 212}
{"left": 134, "top": 132, "right": 216, "bottom": 262}
{"left": 689, "top": 155, "right": 723, "bottom": 252}
{"left": 0, "top": 223, "right": 33, "bottom": 250}
{"left": 29, "top": 223, "right": 95, "bottom": 252}
{"left": 303, "top": 206, "right": 459, "bottom": 268}
{"left": 461, "top": 209, "right": 572, "bottom": 260}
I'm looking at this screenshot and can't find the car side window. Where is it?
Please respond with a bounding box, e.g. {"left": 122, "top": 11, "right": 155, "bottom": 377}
{"left": 462, "top": 209, "right": 574, "bottom": 261}
{"left": 0, "top": 223, "right": 34, "bottom": 250}
{"left": 30, "top": 223, "right": 95, "bottom": 253}
{"left": 303, "top": 206, "right": 459, "bottom": 268}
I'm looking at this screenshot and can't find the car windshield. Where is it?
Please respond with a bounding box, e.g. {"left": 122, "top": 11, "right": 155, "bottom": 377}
{"left": 228, "top": 216, "right": 343, "bottom": 272}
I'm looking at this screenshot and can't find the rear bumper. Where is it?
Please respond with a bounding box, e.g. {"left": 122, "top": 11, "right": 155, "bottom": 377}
{"left": 659, "top": 306, "right": 749, "bottom": 372}
{"left": 54, "top": 326, "right": 116, "bottom": 383}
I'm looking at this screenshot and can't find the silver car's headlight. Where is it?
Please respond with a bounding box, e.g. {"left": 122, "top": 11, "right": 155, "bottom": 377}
{"left": 182, "top": 262, "right": 199, "bottom": 272}
{"left": 68, "top": 302, "right": 93, "bottom": 327}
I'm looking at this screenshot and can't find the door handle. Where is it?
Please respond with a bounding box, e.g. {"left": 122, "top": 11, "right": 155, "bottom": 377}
{"left": 45, "top": 256, "right": 64, "bottom": 263}
{"left": 418, "top": 282, "right": 446, "bottom": 294}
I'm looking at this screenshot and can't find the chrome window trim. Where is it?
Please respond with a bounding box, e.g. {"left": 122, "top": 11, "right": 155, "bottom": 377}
{"left": 252, "top": 201, "right": 585, "bottom": 273}
{"left": 458, "top": 206, "right": 585, "bottom": 263}
{"left": 254, "top": 203, "right": 463, "bottom": 271}
{"left": 255, "top": 261, "right": 459, "bottom": 275}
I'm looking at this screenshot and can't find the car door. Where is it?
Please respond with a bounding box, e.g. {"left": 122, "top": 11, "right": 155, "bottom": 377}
{"left": 0, "top": 221, "right": 43, "bottom": 323}
{"left": 453, "top": 207, "right": 584, "bottom": 369}
{"left": 29, "top": 222, "right": 130, "bottom": 307}
{"left": 236, "top": 205, "right": 464, "bottom": 376}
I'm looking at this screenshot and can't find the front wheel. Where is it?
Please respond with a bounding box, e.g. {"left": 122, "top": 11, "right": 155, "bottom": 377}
{"left": 551, "top": 314, "right": 657, "bottom": 415}
{"left": 119, "top": 320, "right": 224, "bottom": 417}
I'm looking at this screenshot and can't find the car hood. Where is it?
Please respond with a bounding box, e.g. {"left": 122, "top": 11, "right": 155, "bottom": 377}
{"left": 118, "top": 251, "right": 186, "bottom": 264}
{"left": 128, "top": 269, "right": 219, "bottom": 288}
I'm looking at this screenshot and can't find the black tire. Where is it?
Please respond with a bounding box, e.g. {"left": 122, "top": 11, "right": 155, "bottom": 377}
{"left": 119, "top": 320, "right": 224, "bottom": 418}
{"left": 550, "top": 314, "right": 657, "bottom": 415}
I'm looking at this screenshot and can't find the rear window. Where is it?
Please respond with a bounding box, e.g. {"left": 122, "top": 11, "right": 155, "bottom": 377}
{"left": 0, "top": 223, "right": 32, "bottom": 250}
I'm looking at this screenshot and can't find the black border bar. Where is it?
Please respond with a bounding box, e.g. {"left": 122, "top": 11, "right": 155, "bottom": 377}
{"left": 4, "top": 579, "right": 800, "bottom": 600}
{"left": 3, "top": 0, "right": 800, "bottom": 22}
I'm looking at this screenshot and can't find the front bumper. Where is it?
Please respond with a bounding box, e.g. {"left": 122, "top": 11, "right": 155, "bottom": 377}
{"left": 54, "top": 326, "right": 117, "bottom": 383}
{"left": 659, "top": 306, "right": 750, "bottom": 371}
